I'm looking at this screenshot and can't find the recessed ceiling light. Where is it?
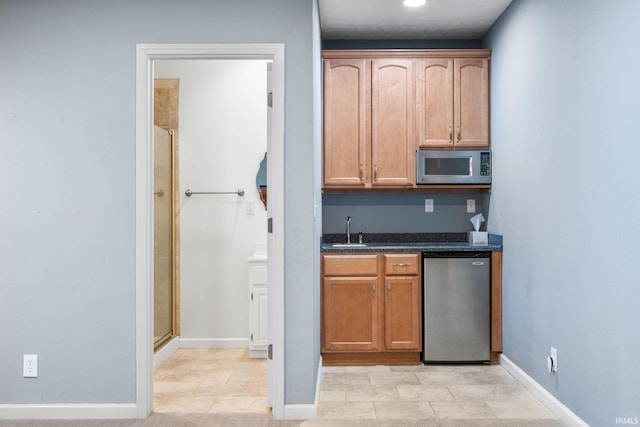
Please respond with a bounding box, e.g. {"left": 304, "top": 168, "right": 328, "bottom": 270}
{"left": 403, "top": 0, "right": 426, "bottom": 7}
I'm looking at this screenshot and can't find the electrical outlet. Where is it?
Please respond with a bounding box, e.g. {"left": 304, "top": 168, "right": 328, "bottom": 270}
{"left": 467, "top": 199, "right": 476, "bottom": 213}
{"left": 23, "top": 354, "right": 38, "bottom": 378}
{"left": 424, "top": 199, "right": 434, "bottom": 213}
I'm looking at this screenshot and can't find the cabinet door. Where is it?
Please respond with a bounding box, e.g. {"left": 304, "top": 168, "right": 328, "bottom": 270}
{"left": 454, "top": 58, "right": 490, "bottom": 148}
{"left": 417, "top": 58, "right": 454, "bottom": 149}
{"left": 323, "top": 59, "right": 370, "bottom": 187}
{"left": 323, "top": 277, "right": 380, "bottom": 351}
{"left": 371, "top": 59, "right": 416, "bottom": 186}
{"left": 250, "top": 285, "right": 268, "bottom": 354}
{"left": 384, "top": 277, "right": 421, "bottom": 351}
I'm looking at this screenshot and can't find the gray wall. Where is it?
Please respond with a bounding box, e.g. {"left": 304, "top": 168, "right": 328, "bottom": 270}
{"left": 323, "top": 194, "right": 489, "bottom": 234}
{"left": 284, "top": 0, "right": 323, "bottom": 405}
{"left": 484, "top": 1, "right": 640, "bottom": 425}
{"left": 0, "top": 0, "right": 320, "bottom": 406}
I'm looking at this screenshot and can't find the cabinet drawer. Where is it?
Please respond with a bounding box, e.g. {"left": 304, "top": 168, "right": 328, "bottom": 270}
{"left": 384, "top": 253, "right": 420, "bottom": 275}
{"left": 323, "top": 254, "right": 378, "bottom": 276}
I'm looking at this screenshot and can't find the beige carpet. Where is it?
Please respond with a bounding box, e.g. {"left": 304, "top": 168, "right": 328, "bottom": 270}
{"left": 0, "top": 414, "right": 294, "bottom": 427}
{"left": 0, "top": 415, "right": 563, "bottom": 427}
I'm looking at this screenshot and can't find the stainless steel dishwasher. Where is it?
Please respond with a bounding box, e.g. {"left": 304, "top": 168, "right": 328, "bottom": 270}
{"left": 423, "top": 252, "right": 491, "bottom": 363}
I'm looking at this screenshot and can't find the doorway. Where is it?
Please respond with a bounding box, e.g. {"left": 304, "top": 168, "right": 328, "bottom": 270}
{"left": 135, "top": 44, "right": 286, "bottom": 419}
{"left": 152, "top": 58, "right": 269, "bottom": 411}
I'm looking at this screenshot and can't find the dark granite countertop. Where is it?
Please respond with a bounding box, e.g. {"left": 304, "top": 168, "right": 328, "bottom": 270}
{"left": 321, "top": 232, "right": 503, "bottom": 253}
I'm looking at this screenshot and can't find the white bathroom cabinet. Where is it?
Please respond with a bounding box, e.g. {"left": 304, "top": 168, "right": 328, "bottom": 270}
{"left": 248, "top": 247, "right": 268, "bottom": 358}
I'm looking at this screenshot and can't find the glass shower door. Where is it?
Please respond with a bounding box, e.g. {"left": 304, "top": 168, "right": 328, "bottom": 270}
{"left": 154, "top": 125, "right": 174, "bottom": 349}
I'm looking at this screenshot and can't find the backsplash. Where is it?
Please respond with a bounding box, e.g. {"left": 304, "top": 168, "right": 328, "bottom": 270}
{"left": 322, "top": 193, "right": 490, "bottom": 234}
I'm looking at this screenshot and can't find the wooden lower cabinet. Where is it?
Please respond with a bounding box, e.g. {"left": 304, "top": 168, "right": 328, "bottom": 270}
{"left": 323, "top": 276, "right": 380, "bottom": 352}
{"left": 384, "top": 276, "right": 421, "bottom": 350}
{"left": 322, "top": 252, "right": 422, "bottom": 365}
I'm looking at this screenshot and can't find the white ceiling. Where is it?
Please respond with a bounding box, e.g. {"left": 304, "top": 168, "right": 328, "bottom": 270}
{"left": 318, "top": 0, "right": 513, "bottom": 40}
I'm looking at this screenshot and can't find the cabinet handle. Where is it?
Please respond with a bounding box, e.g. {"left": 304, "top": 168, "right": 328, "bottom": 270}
{"left": 456, "top": 126, "right": 461, "bottom": 143}
{"left": 372, "top": 283, "right": 376, "bottom": 298}
{"left": 387, "top": 282, "right": 391, "bottom": 298}
{"left": 393, "top": 263, "right": 410, "bottom": 267}
{"left": 448, "top": 126, "right": 453, "bottom": 143}
{"left": 373, "top": 164, "right": 378, "bottom": 181}
{"left": 359, "top": 164, "right": 364, "bottom": 181}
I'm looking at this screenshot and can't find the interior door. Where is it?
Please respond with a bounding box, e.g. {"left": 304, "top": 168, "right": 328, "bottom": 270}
{"left": 266, "top": 61, "right": 274, "bottom": 407}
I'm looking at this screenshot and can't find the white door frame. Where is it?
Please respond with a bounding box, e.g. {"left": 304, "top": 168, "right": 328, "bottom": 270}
{"left": 135, "top": 43, "right": 286, "bottom": 419}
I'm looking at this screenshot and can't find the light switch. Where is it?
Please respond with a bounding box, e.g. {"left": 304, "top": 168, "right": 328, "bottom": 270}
{"left": 246, "top": 200, "right": 255, "bottom": 215}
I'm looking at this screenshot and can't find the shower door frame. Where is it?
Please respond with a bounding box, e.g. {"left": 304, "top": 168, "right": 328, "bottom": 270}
{"left": 135, "top": 43, "right": 286, "bottom": 419}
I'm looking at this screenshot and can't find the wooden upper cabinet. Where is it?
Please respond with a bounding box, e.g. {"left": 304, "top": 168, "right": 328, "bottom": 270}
{"left": 323, "top": 59, "right": 370, "bottom": 187}
{"left": 455, "top": 58, "right": 490, "bottom": 148}
{"left": 371, "top": 59, "right": 416, "bottom": 187}
{"left": 418, "top": 56, "right": 490, "bottom": 149}
{"left": 323, "top": 57, "right": 416, "bottom": 189}
{"left": 323, "top": 50, "right": 490, "bottom": 190}
{"left": 417, "top": 58, "right": 455, "bottom": 148}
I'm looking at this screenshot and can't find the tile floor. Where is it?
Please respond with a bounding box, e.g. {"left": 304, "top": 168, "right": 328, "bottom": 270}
{"left": 153, "top": 348, "right": 270, "bottom": 414}
{"left": 154, "top": 349, "right": 560, "bottom": 425}
{"left": 312, "top": 364, "right": 559, "bottom": 424}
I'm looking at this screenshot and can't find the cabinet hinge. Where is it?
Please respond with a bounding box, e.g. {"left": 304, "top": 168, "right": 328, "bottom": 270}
{"left": 268, "top": 344, "right": 273, "bottom": 360}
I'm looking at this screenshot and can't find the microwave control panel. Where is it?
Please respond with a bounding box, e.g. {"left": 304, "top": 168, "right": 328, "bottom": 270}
{"left": 480, "top": 152, "right": 491, "bottom": 177}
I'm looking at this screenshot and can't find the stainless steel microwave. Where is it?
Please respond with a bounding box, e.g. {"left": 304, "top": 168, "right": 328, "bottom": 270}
{"left": 416, "top": 150, "right": 491, "bottom": 184}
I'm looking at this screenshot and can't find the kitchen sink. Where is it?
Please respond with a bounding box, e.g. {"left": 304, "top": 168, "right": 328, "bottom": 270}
{"left": 328, "top": 243, "right": 368, "bottom": 248}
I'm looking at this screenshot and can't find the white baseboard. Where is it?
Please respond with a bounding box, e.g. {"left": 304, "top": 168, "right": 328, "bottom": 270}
{"left": 249, "top": 349, "right": 268, "bottom": 359}
{"left": 500, "top": 354, "right": 589, "bottom": 427}
{"left": 283, "top": 402, "right": 316, "bottom": 420}
{"left": 283, "top": 355, "right": 322, "bottom": 420}
{"left": 179, "top": 337, "right": 249, "bottom": 348}
{"left": 0, "top": 404, "right": 138, "bottom": 420}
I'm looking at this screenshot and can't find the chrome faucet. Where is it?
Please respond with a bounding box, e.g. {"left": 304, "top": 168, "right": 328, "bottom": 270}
{"left": 346, "top": 216, "right": 352, "bottom": 244}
